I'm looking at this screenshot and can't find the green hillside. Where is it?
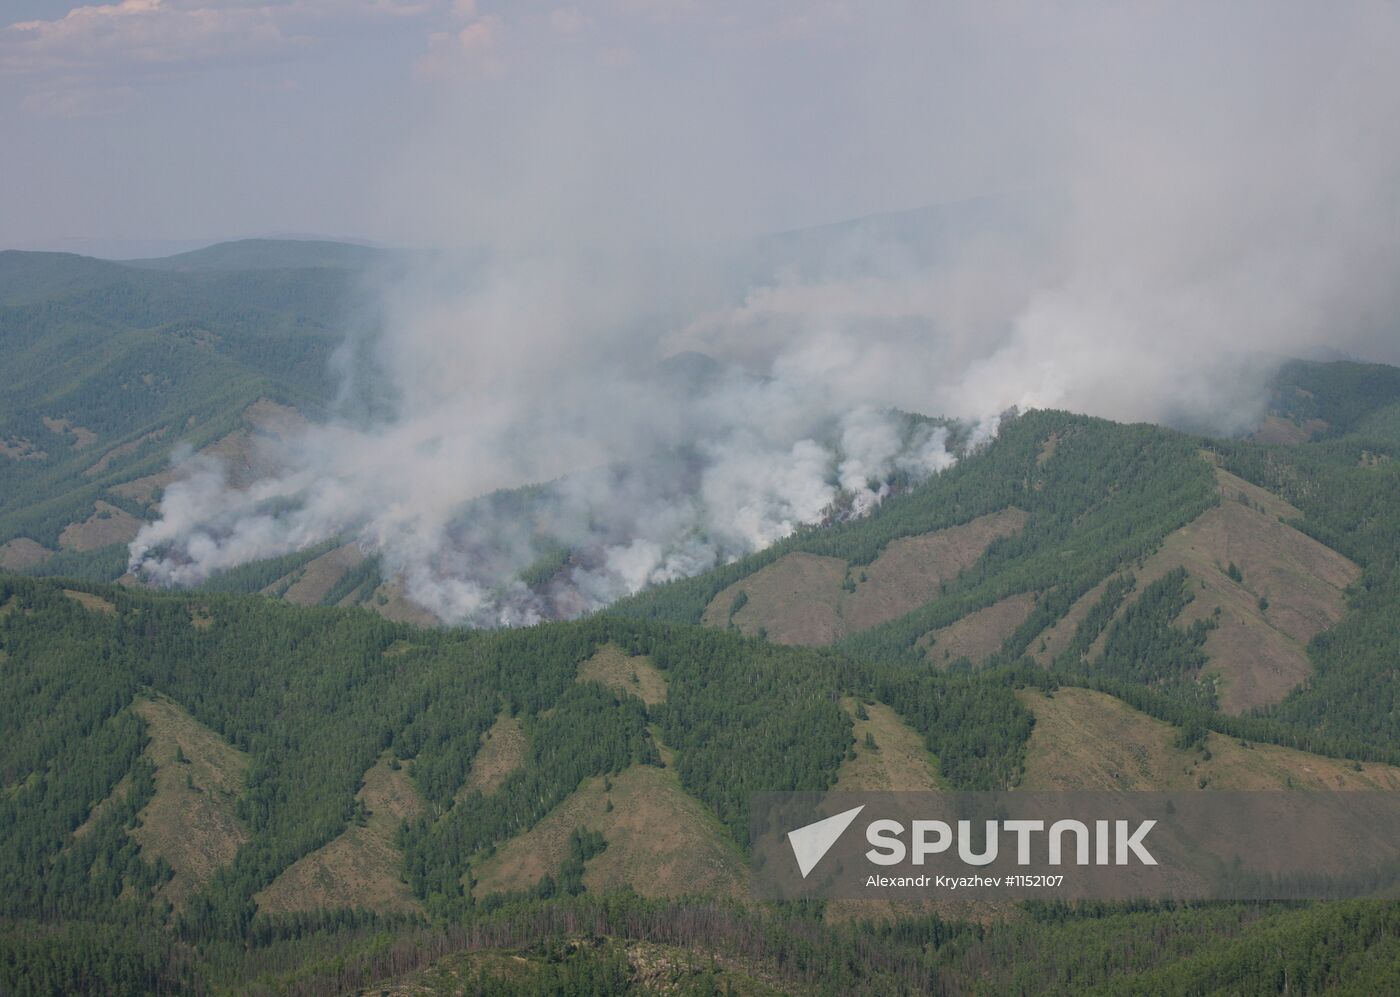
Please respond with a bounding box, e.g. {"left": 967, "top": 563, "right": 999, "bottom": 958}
{"left": 3, "top": 571, "right": 1400, "bottom": 993}
{"left": 6, "top": 248, "right": 1400, "bottom": 992}
{"left": 0, "top": 245, "right": 374, "bottom": 576}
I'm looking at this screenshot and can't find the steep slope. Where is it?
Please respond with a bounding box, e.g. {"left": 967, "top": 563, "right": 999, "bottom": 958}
{"left": 1041, "top": 462, "right": 1359, "bottom": 711}
{"left": 255, "top": 753, "right": 424, "bottom": 914}
{"left": 920, "top": 591, "right": 1038, "bottom": 667}
{"left": 700, "top": 509, "right": 1028, "bottom": 646}
{"left": 576, "top": 643, "right": 669, "bottom": 706}
{"left": 128, "top": 695, "right": 250, "bottom": 907}
{"left": 1017, "top": 687, "right": 1400, "bottom": 791}
{"left": 471, "top": 762, "right": 747, "bottom": 901}
{"left": 456, "top": 714, "right": 527, "bottom": 798}
{"left": 832, "top": 698, "right": 944, "bottom": 792}
{"left": 0, "top": 247, "right": 363, "bottom": 579}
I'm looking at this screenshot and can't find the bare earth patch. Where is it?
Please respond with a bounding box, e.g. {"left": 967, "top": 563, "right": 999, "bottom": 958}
{"left": 274, "top": 544, "right": 365, "bottom": 606}
{"left": 1017, "top": 688, "right": 1400, "bottom": 791}
{"left": 472, "top": 763, "right": 746, "bottom": 901}
{"left": 130, "top": 695, "right": 250, "bottom": 907}
{"left": 43, "top": 416, "right": 98, "bottom": 449}
{"left": 111, "top": 469, "right": 176, "bottom": 508}
{"left": 58, "top": 500, "right": 143, "bottom": 551}
{"left": 703, "top": 509, "right": 1028, "bottom": 646}
{"left": 0, "top": 538, "right": 53, "bottom": 570}
{"left": 702, "top": 552, "right": 847, "bottom": 645}
{"left": 458, "top": 714, "right": 527, "bottom": 798}
{"left": 841, "top": 509, "right": 1029, "bottom": 633}
{"left": 833, "top": 698, "right": 943, "bottom": 792}
{"left": 577, "top": 643, "right": 668, "bottom": 706}
{"left": 0, "top": 437, "right": 46, "bottom": 460}
{"left": 919, "top": 592, "right": 1037, "bottom": 667}
{"left": 256, "top": 753, "right": 425, "bottom": 915}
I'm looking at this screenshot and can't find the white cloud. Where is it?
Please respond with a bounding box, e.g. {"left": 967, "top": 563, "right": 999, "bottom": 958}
{"left": 1, "top": 1, "right": 290, "bottom": 75}
{"left": 416, "top": 11, "right": 502, "bottom": 78}
{"left": 0, "top": 0, "right": 437, "bottom": 79}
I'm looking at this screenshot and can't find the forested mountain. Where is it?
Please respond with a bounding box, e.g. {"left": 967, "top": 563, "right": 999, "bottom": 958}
{"left": 5, "top": 245, "right": 1400, "bottom": 992}
{"left": 3, "top": 564, "right": 1399, "bottom": 994}
{"left": 0, "top": 243, "right": 385, "bottom": 581}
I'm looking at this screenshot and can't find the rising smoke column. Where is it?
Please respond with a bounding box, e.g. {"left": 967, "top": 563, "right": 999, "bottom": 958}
{"left": 128, "top": 249, "right": 987, "bottom": 627}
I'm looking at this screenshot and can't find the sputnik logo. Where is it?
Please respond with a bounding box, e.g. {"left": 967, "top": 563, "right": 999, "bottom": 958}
{"left": 787, "top": 805, "right": 865, "bottom": 878}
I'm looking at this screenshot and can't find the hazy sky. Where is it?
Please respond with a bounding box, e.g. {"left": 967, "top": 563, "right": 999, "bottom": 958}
{"left": 7, "top": 1, "right": 1394, "bottom": 256}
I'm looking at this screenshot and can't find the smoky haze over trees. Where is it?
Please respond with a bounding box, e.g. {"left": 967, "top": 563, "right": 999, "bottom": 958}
{"left": 7, "top": 3, "right": 1400, "bottom": 621}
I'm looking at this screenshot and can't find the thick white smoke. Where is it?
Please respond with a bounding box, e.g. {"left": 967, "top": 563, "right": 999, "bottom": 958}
{"left": 128, "top": 274, "right": 977, "bottom": 625}
{"left": 129, "top": 2, "right": 1400, "bottom": 624}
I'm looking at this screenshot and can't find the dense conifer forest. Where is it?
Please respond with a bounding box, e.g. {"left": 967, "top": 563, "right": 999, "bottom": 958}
{"left": 4, "top": 248, "right": 1400, "bottom": 991}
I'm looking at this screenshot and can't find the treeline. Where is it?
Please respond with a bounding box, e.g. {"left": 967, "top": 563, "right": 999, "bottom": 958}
{"left": 8, "top": 889, "right": 1395, "bottom": 995}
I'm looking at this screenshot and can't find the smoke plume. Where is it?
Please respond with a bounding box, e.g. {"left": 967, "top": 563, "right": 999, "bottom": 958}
{"left": 130, "top": 2, "right": 1400, "bottom": 624}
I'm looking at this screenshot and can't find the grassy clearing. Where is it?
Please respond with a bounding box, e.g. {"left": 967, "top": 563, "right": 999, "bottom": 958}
{"left": 701, "top": 552, "right": 847, "bottom": 645}
{"left": 255, "top": 752, "right": 425, "bottom": 915}
{"left": 702, "top": 509, "right": 1027, "bottom": 646}
{"left": 365, "top": 579, "right": 440, "bottom": 625}
{"left": 1031, "top": 575, "right": 1113, "bottom": 666}
{"left": 130, "top": 695, "right": 250, "bottom": 907}
{"left": 1068, "top": 466, "right": 1359, "bottom": 711}
{"left": 471, "top": 763, "right": 747, "bottom": 902}
{"left": 0, "top": 538, "right": 52, "bottom": 570}
{"left": 273, "top": 544, "right": 364, "bottom": 606}
{"left": 42, "top": 416, "right": 98, "bottom": 449}
{"left": 833, "top": 697, "right": 944, "bottom": 792}
{"left": 71, "top": 773, "right": 133, "bottom": 841}
{"left": 458, "top": 714, "right": 527, "bottom": 799}
{"left": 1250, "top": 415, "right": 1329, "bottom": 444}
{"left": 1017, "top": 687, "right": 1400, "bottom": 791}
{"left": 577, "top": 643, "right": 668, "bottom": 706}
{"left": 920, "top": 592, "right": 1037, "bottom": 667}
{"left": 63, "top": 589, "right": 115, "bottom": 614}
{"left": 110, "top": 468, "right": 176, "bottom": 508}
{"left": 841, "top": 508, "right": 1028, "bottom": 632}
{"left": 827, "top": 697, "right": 1014, "bottom": 926}
{"left": 84, "top": 428, "right": 167, "bottom": 478}
{"left": 57, "top": 501, "right": 142, "bottom": 552}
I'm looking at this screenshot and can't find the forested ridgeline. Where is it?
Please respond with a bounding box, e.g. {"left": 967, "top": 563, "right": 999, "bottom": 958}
{"left": 609, "top": 408, "right": 1220, "bottom": 676}
{"left": 0, "top": 249, "right": 375, "bottom": 567}
{"left": 613, "top": 399, "right": 1400, "bottom": 770}
{"left": 5, "top": 570, "right": 1400, "bottom": 992}
{"left": 0, "top": 575, "right": 1026, "bottom": 949}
